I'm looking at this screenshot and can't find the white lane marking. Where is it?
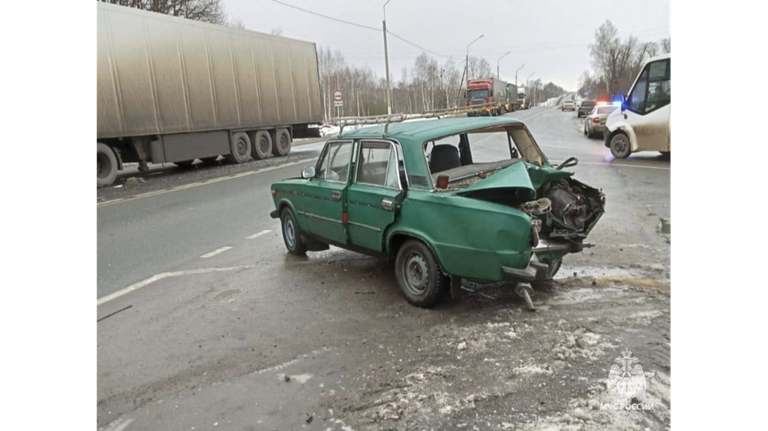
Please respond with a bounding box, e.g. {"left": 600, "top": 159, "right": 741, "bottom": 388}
{"left": 97, "top": 158, "right": 315, "bottom": 208}
{"left": 99, "top": 418, "right": 133, "bottom": 431}
{"left": 247, "top": 229, "right": 272, "bottom": 240}
{"left": 97, "top": 265, "right": 253, "bottom": 306}
{"left": 200, "top": 246, "right": 233, "bottom": 258}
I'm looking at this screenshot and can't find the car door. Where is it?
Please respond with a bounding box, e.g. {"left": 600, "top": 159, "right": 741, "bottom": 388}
{"left": 623, "top": 58, "right": 671, "bottom": 152}
{"left": 346, "top": 140, "right": 404, "bottom": 252}
{"left": 303, "top": 140, "right": 354, "bottom": 245}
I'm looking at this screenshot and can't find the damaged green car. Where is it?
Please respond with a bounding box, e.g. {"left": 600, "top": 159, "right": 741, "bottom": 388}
{"left": 270, "top": 116, "right": 604, "bottom": 308}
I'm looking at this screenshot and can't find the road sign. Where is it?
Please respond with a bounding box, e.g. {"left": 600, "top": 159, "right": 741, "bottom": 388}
{"left": 333, "top": 90, "right": 343, "bottom": 107}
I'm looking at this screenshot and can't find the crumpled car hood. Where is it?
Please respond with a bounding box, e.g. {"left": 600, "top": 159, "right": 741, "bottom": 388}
{"left": 454, "top": 162, "right": 536, "bottom": 200}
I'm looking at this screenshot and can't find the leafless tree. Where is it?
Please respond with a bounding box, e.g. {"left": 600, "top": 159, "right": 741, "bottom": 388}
{"left": 100, "top": 0, "right": 227, "bottom": 24}
{"left": 228, "top": 17, "right": 246, "bottom": 30}
{"left": 270, "top": 27, "right": 284, "bottom": 36}
{"left": 660, "top": 37, "right": 671, "bottom": 54}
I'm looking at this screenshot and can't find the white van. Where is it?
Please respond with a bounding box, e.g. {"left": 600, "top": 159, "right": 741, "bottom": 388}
{"left": 604, "top": 54, "right": 671, "bottom": 158}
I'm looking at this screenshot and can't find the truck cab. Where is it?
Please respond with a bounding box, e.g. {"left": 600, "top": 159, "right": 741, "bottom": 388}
{"left": 604, "top": 54, "right": 671, "bottom": 158}
{"left": 466, "top": 79, "right": 505, "bottom": 116}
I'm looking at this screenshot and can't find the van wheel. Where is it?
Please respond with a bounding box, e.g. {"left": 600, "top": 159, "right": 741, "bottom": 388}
{"left": 610, "top": 133, "right": 631, "bottom": 159}
{"left": 272, "top": 129, "right": 292, "bottom": 157}
{"left": 226, "top": 132, "right": 251, "bottom": 164}
{"left": 97, "top": 142, "right": 118, "bottom": 188}
{"left": 251, "top": 131, "right": 273, "bottom": 160}
{"left": 395, "top": 240, "right": 448, "bottom": 308}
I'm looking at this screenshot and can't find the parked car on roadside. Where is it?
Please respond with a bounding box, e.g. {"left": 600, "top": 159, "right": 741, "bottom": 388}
{"left": 577, "top": 100, "right": 596, "bottom": 117}
{"left": 561, "top": 100, "right": 575, "bottom": 111}
{"left": 604, "top": 54, "right": 671, "bottom": 158}
{"left": 584, "top": 105, "right": 619, "bottom": 138}
{"left": 270, "top": 115, "right": 605, "bottom": 308}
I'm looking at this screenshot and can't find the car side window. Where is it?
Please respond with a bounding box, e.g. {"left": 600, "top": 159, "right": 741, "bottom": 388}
{"left": 316, "top": 141, "right": 353, "bottom": 182}
{"left": 356, "top": 141, "right": 399, "bottom": 188}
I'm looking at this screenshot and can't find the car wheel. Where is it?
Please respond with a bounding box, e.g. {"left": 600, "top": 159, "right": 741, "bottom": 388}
{"left": 610, "top": 133, "right": 631, "bottom": 159}
{"left": 280, "top": 208, "right": 307, "bottom": 255}
{"left": 395, "top": 239, "right": 448, "bottom": 308}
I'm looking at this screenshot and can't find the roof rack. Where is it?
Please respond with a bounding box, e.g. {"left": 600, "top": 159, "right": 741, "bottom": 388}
{"left": 333, "top": 102, "right": 501, "bottom": 138}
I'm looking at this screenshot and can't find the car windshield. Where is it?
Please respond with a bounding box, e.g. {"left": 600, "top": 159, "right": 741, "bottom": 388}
{"left": 467, "top": 89, "right": 490, "bottom": 99}
{"left": 582, "top": 101, "right": 595, "bottom": 107}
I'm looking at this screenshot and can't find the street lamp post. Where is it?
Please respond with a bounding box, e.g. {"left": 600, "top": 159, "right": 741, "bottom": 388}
{"left": 515, "top": 63, "right": 525, "bottom": 87}
{"left": 383, "top": 0, "right": 393, "bottom": 115}
{"left": 497, "top": 51, "right": 510, "bottom": 80}
{"left": 464, "top": 34, "right": 484, "bottom": 84}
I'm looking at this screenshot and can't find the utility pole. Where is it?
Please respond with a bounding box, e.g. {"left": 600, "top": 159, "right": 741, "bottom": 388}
{"left": 515, "top": 63, "right": 525, "bottom": 88}
{"left": 383, "top": 0, "right": 393, "bottom": 115}
{"left": 497, "top": 51, "right": 510, "bottom": 80}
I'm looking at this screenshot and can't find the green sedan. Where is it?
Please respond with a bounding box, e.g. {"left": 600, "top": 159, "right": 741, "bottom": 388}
{"left": 270, "top": 116, "right": 604, "bottom": 308}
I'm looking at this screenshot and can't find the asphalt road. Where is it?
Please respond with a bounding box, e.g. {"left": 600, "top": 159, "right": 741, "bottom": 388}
{"left": 97, "top": 106, "right": 671, "bottom": 430}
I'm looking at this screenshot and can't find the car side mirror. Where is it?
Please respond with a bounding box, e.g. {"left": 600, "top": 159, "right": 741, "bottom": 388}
{"left": 301, "top": 165, "right": 316, "bottom": 179}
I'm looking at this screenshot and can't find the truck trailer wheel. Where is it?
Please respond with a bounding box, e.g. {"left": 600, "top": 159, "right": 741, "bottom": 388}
{"left": 226, "top": 132, "right": 251, "bottom": 164}
{"left": 97, "top": 142, "right": 118, "bottom": 188}
{"left": 272, "top": 129, "right": 291, "bottom": 157}
{"left": 251, "top": 131, "right": 273, "bottom": 160}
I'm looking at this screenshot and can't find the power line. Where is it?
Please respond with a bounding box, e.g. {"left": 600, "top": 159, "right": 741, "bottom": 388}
{"left": 271, "top": 0, "right": 380, "bottom": 32}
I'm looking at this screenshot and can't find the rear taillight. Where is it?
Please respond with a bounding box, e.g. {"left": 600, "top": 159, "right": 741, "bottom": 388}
{"left": 592, "top": 117, "right": 600, "bottom": 123}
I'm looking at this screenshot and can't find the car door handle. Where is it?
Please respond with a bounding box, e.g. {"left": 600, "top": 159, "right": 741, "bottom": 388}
{"left": 331, "top": 191, "right": 341, "bottom": 202}
{"left": 381, "top": 198, "right": 393, "bottom": 210}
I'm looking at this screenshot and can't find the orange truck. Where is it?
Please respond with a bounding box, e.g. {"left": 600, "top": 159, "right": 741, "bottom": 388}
{"left": 465, "top": 78, "right": 517, "bottom": 116}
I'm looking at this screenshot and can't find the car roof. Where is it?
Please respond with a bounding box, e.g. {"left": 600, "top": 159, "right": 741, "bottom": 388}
{"left": 338, "top": 116, "right": 524, "bottom": 145}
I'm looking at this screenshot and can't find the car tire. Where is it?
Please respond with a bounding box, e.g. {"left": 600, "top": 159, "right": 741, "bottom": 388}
{"left": 280, "top": 207, "right": 307, "bottom": 255}
{"left": 395, "top": 239, "right": 448, "bottom": 308}
{"left": 226, "top": 132, "right": 251, "bottom": 164}
{"left": 97, "top": 142, "right": 118, "bottom": 188}
{"left": 584, "top": 124, "right": 588, "bottom": 136}
{"left": 610, "top": 133, "right": 631, "bottom": 159}
{"left": 272, "top": 129, "right": 292, "bottom": 157}
{"left": 251, "top": 131, "right": 272, "bottom": 160}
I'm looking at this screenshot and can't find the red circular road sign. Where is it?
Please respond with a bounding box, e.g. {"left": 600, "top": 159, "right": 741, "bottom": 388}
{"left": 333, "top": 90, "right": 343, "bottom": 101}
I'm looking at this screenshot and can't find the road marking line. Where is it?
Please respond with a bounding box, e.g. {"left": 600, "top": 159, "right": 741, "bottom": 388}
{"left": 97, "top": 158, "right": 315, "bottom": 209}
{"left": 200, "top": 246, "right": 233, "bottom": 258}
{"left": 247, "top": 229, "right": 272, "bottom": 239}
{"left": 98, "top": 417, "right": 134, "bottom": 431}
{"left": 97, "top": 265, "right": 253, "bottom": 306}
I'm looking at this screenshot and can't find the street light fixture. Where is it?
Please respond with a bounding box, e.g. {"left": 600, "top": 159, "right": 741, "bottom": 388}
{"left": 383, "top": 0, "right": 393, "bottom": 115}
{"left": 497, "top": 51, "right": 510, "bottom": 80}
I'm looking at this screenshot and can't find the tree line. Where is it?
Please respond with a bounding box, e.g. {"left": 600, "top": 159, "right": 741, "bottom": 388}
{"left": 579, "top": 20, "right": 670, "bottom": 101}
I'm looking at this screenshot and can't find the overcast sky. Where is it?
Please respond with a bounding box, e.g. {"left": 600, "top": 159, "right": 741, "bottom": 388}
{"left": 223, "top": 0, "right": 670, "bottom": 90}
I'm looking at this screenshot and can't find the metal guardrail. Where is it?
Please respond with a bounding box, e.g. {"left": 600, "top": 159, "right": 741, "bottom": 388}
{"left": 333, "top": 103, "right": 501, "bottom": 138}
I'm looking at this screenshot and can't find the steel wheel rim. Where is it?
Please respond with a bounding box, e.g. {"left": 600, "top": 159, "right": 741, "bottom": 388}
{"left": 402, "top": 252, "right": 429, "bottom": 295}
{"left": 259, "top": 136, "right": 269, "bottom": 154}
{"left": 613, "top": 136, "right": 628, "bottom": 155}
{"left": 237, "top": 138, "right": 248, "bottom": 157}
{"left": 280, "top": 134, "right": 289, "bottom": 152}
{"left": 97, "top": 152, "right": 109, "bottom": 178}
{"left": 284, "top": 217, "right": 296, "bottom": 248}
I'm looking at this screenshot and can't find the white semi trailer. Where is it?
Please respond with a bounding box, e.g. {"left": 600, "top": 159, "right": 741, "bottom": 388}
{"left": 97, "top": 3, "right": 323, "bottom": 187}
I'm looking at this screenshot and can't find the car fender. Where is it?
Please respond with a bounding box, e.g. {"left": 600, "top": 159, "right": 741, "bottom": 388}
{"left": 274, "top": 197, "right": 308, "bottom": 232}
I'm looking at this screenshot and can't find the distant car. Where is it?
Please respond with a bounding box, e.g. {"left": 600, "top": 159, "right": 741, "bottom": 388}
{"left": 577, "top": 100, "right": 596, "bottom": 118}
{"left": 584, "top": 105, "right": 619, "bottom": 138}
{"left": 561, "top": 100, "right": 575, "bottom": 111}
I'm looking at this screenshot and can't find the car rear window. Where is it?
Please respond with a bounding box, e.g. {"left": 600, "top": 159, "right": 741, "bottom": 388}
{"left": 598, "top": 106, "right": 617, "bottom": 114}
